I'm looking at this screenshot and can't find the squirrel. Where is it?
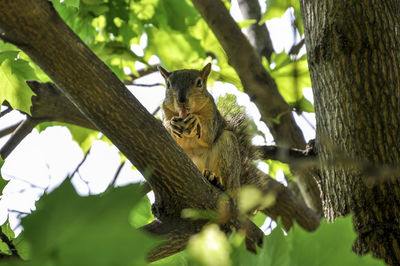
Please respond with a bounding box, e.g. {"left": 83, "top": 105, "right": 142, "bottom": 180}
{"left": 158, "top": 63, "right": 265, "bottom": 251}
{"left": 158, "top": 63, "right": 241, "bottom": 195}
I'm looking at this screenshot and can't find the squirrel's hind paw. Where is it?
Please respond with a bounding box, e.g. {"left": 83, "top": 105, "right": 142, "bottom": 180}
{"left": 203, "top": 170, "right": 225, "bottom": 191}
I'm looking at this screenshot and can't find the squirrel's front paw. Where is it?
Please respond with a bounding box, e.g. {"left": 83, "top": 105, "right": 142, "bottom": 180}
{"left": 203, "top": 170, "right": 225, "bottom": 191}
{"left": 171, "top": 114, "right": 201, "bottom": 138}
{"left": 170, "top": 117, "right": 184, "bottom": 138}
{"left": 183, "top": 114, "right": 201, "bottom": 138}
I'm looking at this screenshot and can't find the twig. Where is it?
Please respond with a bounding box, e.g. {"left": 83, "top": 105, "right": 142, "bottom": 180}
{"left": 151, "top": 106, "right": 161, "bottom": 116}
{"left": 0, "top": 106, "right": 13, "bottom": 118}
{"left": 288, "top": 39, "right": 305, "bottom": 56}
{"left": 253, "top": 142, "right": 316, "bottom": 164}
{"left": 2, "top": 173, "right": 47, "bottom": 190}
{"left": 109, "top": 160, "right": 126, "bottom": 187}
{"left": 130, "top": 83, "right": 164, "bottom": 87}
{"left": 0, "top": 122, "right": 22, "bottom": 138}
{"left": 300, "top": 113, "right": 316, "bottom": 130}
{"left": 0, "top": 117, "right": 41, "bottom": 160}
{"left": 123, "top": 66, "right": 159, "bottom": 85}
{"left": 0, "top": 226, "right": 20, "bottom": 259}
{"left": 69, "top": 147, "right": 92, "bottom": 178}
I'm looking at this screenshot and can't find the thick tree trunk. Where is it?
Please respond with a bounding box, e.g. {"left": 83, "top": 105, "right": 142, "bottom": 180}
{"left": 301, "top": 0, "right": 400, "bottom": 264}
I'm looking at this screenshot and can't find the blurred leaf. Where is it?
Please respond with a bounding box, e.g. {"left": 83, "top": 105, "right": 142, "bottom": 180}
{"left": 130, "top": 195, "right": 154, "bottom": 228}
{"left": 260, "top": 0, "right": 290, "bottom": 23}
{"left": 145, "top": 27, "right": 204, "bottom": 69}
{"left": 265, "top": 159, "right": 292, "bottom": 180}
{"left": 270, "top": 51, "right": 292, "bottom": 71}
{"left": 239, "top": 186, "right": 275, "bottom": 214}
{"left": 0, "top": 51, "right": 19, "bottom": 64}
{"left": 237, "top": 19, "right": 257, "bottom": 29}
{"left": 156, "top": 0, "right": 200, "bottom": 32}
{"left": 267, "top": 52, "right": 313, "bottom": 113}
{"left": 106, "top": 0, "right": 129, "bottom": 35}
{"left": 250, "top": 212, "right": 268, "bottom": 228}
{"left": 65, "top": 0, "right": 80, "bottom": 8}
{"left": 17, "top": 181, "right": 159, "bottom": 266}
{"left": 1, "top": 221, "right": 14, "bottom": 240}
{"left": 231, "top": 216, "right": 385, "bottom": 266}
{"left": 0, "top": 58, "right": 36, "bottom": 114}
{"left": 292, "top": 96, "right": 314, "bottom": 114}
{"left": 287, "top": 217, "right": 385, "bottom": 266}
{"left": 187, "top": 224, "right": 231, "bottom": 266}
{"left": 231, "top": 224, "right": 289, "bottom": 266}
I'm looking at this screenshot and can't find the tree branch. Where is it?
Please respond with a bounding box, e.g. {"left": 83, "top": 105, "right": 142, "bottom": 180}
{"left": 254, "top": 141, "right": 316, "bottom": 164}
{"left": 0, "top": 117, "right": 41, "bottom": 159}
{"left": 0, "top": 106, "right": 13, "bottom": 117}
{"left": 28, "top": 80, "right": 321, "bottom": 230}
{"left": 191, "top": 0, "right": 322, "bottom": 213}
{"left": 191, "top": 0, "right": 305, "bottom": 148}
{"left": 0, "top": 122, "right": 21, "bottom": 138}
{"left": 143, "top": 218, "right": 207, "bottom": 262}
{"left": 27, "top": 81, "right": 97, "bottom": 130}
{"left": 123, "top": 66, "right": 159, "bottom": 85}
{"left": 0, "top": 1, "right": 320, "bottom": 260}
{"left": 237, "top": 0, "right": 274, "bottom": 61}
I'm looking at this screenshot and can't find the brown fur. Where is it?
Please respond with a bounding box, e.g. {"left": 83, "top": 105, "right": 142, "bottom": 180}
{"left": 159, "top": 64, "right": 260, "bottom": 195}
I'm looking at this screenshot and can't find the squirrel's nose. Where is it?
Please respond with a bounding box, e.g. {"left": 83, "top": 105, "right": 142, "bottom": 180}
{"left": 178, "top": 95, "right": 187, "bottom": 104}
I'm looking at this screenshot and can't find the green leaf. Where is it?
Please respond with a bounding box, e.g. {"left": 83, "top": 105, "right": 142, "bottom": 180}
{"left": 65, "top": 0, "right": 80, "bottom": 8}
{"left": 0, "top": 58, "right": 36, "bottom": 114}
{"left": 231, "top": 216, "right": 385, "bottom": 266}
{"left": 231, "top": 225, "right": 290, "bottom": 266}
{"left": 267, "top": 52, "right": 312, "bottom": 113}
{"left": 145, "top": 27, "right": 204, "bottom": 69}
{"left": 260, "top": 0, "right": 290, "bottom": 23}
{"left": 287, "top": 217, "right": 385, "bottom": 266}
{"left": 0, "top": 51, "right": 19, "bottom": 64}
{"left": 238, "top": 19, "right": 257, "bottom": 29}
{"left": 18, "top": 181, "right": 159, "bottom": 266}
{"left": 130, "top": 195, "right": 154, "bottom": 228}
{"left": 105, "top": 0, "right": 129, "bottom": 35}
{"left": 251, "top": 211, "right": 268, "bottom": 228}
{"left": 265, "top": 160, "right": 292, "bottom": 179}
{"left": 156, "top": 0, "right": 200, "bottom": 32}
{"left": 187, "top": 224, "right": 231, "bottom": 266}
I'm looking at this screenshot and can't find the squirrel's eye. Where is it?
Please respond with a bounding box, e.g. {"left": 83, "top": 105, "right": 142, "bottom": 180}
{"left": 166, "top": 81, "right": 170, "bottom": 89}
{"left": 196, "top": 80, "right": 203, "bottom": 88}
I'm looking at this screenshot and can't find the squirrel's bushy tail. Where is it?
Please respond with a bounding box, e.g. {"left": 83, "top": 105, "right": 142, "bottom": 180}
{"left": 217, "top": 95, "right": 262, "bottom": 186}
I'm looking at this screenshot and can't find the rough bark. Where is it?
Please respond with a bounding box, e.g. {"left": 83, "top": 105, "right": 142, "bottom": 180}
{"left": 0, "top": 0, "right": 319, "bottom": 261}
{"left": 301, "top": 0, "right": 400, "bottom": 264}
{"left": 191, "top": 0, "right": 322, "bottom": 213}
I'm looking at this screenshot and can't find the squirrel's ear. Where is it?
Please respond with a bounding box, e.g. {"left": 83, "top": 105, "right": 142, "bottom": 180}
{"left": 201, "top": 63, "right": 212, "bottom": 81}
{"left": 157, "top": 66, "right": 171, "bottom": 80}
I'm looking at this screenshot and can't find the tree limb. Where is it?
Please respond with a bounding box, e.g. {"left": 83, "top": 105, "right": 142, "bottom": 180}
{"left": 28, "top": 80, "right": 321, "bottom": 228}
{"left": 0, "top": 106, "right": 13, "bottom": 117}
{"left": 0, "top": 117, "right": 42, "bottom": 159}
{"left": 0, "top": 122, "right": 21, "bottom": 138}
{"left": 0, "top": 1, "right": 320, "bottom": 260}
{"left": 123, "top": 66, "right": 159, "bottom": 85}
{"left": 191, "top": 0, "right": 322, "bottom": 213}
{"left": 191, "top": 0, "right": 305, "bottom": 148}
{"left": 237, "top": 0, "right": 274, "bottom": 61}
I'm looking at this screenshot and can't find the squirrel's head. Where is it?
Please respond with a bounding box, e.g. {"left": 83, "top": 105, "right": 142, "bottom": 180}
{"left": 158, "top": 63, "right": 212, "bottom": 118}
